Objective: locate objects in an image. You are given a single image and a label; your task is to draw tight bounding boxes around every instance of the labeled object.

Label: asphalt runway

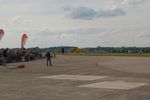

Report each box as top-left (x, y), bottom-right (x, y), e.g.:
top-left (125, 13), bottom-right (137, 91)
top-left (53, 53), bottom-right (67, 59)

top-left (0, 55), bottom-right (150, 100)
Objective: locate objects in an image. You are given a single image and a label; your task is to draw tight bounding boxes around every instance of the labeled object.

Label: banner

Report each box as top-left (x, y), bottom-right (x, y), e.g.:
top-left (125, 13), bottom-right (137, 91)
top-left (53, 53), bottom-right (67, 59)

top-left (21, 34), bottom-right (28, 48)
top-left (0, 29), bottom-right (4, 40)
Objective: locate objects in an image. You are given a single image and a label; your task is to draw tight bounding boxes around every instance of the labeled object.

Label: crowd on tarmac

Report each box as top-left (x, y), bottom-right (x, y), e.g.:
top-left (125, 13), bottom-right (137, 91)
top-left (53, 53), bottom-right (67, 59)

top-left (0, 48), bottom-right (43, 65)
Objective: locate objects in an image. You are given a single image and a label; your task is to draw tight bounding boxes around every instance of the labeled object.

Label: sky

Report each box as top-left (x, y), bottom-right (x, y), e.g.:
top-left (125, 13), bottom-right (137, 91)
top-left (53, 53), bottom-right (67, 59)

top-left (0, 0), bottom-right (150, 48)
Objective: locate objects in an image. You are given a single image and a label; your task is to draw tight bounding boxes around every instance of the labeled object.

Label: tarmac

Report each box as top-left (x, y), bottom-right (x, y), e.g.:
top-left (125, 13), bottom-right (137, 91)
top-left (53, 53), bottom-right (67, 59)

top-left (0, 55), bottom-right (150, 100)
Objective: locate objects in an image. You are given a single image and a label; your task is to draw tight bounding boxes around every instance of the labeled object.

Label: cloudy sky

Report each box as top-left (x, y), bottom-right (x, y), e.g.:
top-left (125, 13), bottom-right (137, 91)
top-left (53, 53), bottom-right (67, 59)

top-left (0, 0), bottom-right (150, 48)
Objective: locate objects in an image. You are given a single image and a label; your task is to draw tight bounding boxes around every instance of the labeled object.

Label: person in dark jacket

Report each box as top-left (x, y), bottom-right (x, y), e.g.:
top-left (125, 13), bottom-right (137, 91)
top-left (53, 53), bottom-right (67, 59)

top-left (2, 48), bottom-right (8, 65)
top-left (46, 51), bottom-right (52, 66)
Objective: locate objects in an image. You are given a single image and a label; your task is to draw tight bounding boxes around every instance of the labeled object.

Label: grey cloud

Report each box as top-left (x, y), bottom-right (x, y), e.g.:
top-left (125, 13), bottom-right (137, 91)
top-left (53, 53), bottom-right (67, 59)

top-left (62, 6), bottom-right (73, 11)
top-left (129, 0), bottom-right (147, 6)
top-left (69, 7), bottom-right (98, 20)
top-left (64, 6), bottom-right (126, 20)
top-left (97, 8), bottom-right (126, 17)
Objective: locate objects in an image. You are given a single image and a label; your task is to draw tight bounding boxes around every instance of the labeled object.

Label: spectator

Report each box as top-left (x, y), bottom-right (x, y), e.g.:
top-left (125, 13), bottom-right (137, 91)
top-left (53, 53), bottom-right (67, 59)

top-left (2, 48), bottom-right (8, 65)
top-left (46, 51), bottom-right (52, 66)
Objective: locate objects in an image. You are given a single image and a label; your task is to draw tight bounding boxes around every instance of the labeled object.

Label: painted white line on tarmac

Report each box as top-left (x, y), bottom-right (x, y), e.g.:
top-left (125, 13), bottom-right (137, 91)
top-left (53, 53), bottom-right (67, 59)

top-left (39, 75), bottom-right (109, 81)
top-left (78, 80), bottom-right (148, 90)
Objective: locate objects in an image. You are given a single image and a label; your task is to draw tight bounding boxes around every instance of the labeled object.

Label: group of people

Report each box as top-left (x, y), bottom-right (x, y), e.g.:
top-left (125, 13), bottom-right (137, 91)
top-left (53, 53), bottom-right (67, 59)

top-left (0, 48), bottom-right (42, 65)
top-left (0, 48), bottom-right (56, 67)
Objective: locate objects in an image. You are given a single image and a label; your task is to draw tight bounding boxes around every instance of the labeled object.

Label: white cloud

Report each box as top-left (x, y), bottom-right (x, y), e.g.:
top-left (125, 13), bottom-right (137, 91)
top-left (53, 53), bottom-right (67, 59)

top-left (11, 16), bottom-right (21, 24)
top-left (121, 0), bottom-right (148, 6)
top-left (0, 0), bottom-right (2, 3)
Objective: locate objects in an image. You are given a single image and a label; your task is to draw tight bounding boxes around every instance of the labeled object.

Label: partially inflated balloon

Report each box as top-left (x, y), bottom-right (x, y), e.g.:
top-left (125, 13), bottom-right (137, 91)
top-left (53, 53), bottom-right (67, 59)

top-left (0, 29), bottom-right (4, 40)
top-left (21, 34), bottom-right (28, 48)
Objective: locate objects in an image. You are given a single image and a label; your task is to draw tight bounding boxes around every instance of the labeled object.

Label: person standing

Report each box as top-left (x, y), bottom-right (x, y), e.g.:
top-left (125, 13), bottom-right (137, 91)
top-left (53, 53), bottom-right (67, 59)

top-left (53, 52), bottom-right (56, 58)
top-left (2, 48), bottom-right (8, 65)
top-left (46, 51), bottom-right (52, 66)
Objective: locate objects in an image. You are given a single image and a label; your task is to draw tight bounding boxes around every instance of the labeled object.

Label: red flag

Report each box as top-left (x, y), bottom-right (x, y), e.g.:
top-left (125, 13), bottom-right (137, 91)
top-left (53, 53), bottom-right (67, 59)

top-left (0, 29), bottom-right (4, 40)
top-left (21, 34), bottom-right (28, 48)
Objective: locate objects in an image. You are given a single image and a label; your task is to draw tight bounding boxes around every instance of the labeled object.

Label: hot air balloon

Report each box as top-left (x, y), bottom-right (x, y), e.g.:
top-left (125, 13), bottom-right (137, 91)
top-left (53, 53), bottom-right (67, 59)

top-left (0, 29), bottom-right (4, 40)
top-left (21, 34), bottom-right (28, 49)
